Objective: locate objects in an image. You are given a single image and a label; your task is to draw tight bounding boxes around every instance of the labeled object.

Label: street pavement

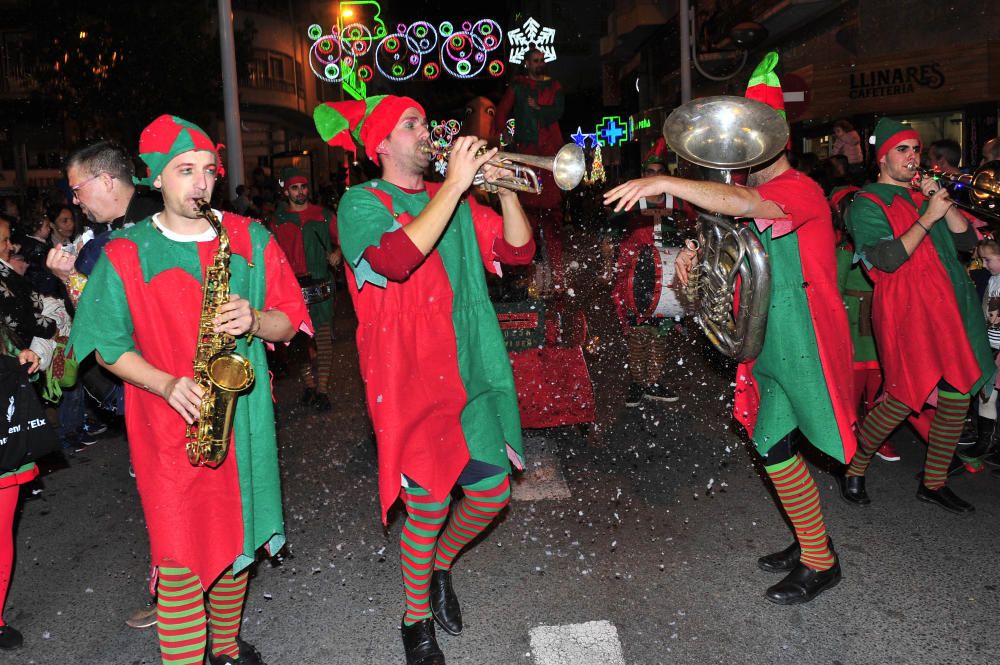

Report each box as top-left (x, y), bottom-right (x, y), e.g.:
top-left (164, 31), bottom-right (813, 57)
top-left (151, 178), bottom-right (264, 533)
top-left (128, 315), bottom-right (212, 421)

top-left (7, 225), bottom-right (1000, 664)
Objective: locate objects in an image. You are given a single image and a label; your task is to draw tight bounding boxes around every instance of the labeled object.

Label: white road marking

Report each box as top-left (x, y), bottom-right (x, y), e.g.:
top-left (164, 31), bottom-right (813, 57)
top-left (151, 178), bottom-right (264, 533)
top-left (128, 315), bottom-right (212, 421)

top-left (529, 620), bottom-right (626, 665)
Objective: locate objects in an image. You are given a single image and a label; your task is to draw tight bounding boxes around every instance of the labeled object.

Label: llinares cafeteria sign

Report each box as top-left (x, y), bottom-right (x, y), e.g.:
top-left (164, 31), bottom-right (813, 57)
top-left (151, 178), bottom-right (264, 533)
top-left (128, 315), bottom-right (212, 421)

top-left (849, 63), bottom-right (944, 99)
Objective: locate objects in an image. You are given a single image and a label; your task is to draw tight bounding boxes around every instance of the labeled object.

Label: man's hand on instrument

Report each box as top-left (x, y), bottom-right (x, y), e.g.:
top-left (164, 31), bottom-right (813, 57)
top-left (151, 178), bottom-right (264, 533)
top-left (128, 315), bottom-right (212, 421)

top-left (17, 349), bottom-right (40, 374)
top-left (213, 294), bottom-right (254, 336)
top-left (46, 246), bottom-right (78, 282)
top-left (444, 136), bottom-right (496, 192)
top-left (480, 161), bottom-right (518, 198)
top-left (162, 376), bottom-right (204, 425)
top-left (604, 176), bottom-right (671, 213)
top-left (675, 241), bottom-right (699, 287)
top-left (921, 180), bottom-right (954, 223)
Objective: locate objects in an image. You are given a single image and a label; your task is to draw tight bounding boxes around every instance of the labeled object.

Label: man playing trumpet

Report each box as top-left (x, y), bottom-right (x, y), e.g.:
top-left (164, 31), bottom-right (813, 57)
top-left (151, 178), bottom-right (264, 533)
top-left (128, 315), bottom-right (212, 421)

top-left (605, 54), bottom-right (856, 605)
top-left (314, 96), bottom-right (535, 665)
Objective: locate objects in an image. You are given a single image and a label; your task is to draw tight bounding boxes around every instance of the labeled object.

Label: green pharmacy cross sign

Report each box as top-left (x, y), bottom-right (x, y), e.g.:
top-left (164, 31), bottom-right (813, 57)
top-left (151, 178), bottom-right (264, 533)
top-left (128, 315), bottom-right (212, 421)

top-left (596, 116), bottom-right (629, 147)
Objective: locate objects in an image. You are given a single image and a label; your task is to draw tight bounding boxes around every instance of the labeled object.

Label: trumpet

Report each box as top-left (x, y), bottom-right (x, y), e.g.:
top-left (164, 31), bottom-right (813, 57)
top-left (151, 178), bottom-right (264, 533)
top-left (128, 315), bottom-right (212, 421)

top-left (909, 162), bottom-right (1000, 223)
top-left (420, 142), bottom-right (586, 194)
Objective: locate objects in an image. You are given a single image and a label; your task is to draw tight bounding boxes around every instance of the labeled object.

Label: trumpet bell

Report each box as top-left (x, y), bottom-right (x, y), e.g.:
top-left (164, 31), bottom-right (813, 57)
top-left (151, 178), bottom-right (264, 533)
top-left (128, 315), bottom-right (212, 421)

top-left (551, 143), bottom-right (587, 191)
top-left (663, 96), bottom-right (789, 171)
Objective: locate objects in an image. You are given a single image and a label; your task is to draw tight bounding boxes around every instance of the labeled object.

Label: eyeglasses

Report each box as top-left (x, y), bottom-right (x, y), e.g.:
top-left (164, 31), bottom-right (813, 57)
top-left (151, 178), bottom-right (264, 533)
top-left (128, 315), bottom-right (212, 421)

top-left (70, 172), bottom-right (107, 201)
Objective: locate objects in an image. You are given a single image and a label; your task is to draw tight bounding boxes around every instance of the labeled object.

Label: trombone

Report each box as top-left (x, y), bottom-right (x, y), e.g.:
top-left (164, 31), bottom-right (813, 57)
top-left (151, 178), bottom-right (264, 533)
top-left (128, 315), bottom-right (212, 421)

top-left (910, 161), bottom-right (1000, 223)
top-left (420, 142), bottom-right (586, 194)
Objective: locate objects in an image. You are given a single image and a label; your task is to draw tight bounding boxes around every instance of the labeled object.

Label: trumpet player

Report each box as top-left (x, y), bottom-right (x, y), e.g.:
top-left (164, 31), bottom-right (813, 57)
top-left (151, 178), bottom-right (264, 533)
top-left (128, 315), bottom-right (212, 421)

top-left (605, 53), bottom-right (856, 605)
top-left (314, 96), bottom-right (535, 665)
top-left (840, 118), bottom-right (991, 513)
top-left (69, 115), bottom-right (310, 665)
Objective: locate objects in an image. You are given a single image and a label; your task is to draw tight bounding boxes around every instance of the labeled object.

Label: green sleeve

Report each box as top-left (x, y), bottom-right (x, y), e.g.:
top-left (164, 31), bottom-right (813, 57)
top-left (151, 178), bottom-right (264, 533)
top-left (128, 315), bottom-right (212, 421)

top-left (336, 185), bottom-right (403, 290)
top-left (836, 246), bottom-right (852, 293)
top-left (845, 196), bottom-right (895, 269)
top-left (67, 253), bottom-right (136, 365)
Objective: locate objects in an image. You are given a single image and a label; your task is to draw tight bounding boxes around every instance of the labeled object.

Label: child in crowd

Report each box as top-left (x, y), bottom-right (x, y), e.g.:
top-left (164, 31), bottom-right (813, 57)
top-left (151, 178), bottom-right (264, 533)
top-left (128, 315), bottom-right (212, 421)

top-left (966, 239), bottom-right (1000, 469)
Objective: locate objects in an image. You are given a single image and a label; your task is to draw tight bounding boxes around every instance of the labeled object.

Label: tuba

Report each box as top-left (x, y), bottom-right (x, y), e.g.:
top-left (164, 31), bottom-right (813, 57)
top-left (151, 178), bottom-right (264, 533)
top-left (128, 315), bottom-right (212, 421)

top-left (663, 96), bottom-right (789, 362)
top-left (186, 200), bottom-right (255, 467)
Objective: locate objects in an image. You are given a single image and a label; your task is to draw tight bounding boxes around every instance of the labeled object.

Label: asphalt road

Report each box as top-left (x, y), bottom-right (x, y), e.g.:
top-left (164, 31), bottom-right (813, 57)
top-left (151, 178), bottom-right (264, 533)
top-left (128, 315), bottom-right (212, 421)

top-left (7, 223), bottom-right (1000, 664)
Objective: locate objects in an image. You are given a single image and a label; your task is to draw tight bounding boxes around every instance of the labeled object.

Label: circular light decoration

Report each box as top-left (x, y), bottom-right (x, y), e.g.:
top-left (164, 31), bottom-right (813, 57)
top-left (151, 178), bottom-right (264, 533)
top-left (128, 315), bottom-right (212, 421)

top-left (488, 59), bottom-right (504, 77)
top-left (375, 31), bottom-right (422, 81)
top-left (406, 21), bottom-right (438, 55)
top-left (308, 27), bottom-right (343, 82)
top-left (423, 62), bottom-right (440, 80)
top-left (440, 27), bottom-right (488, 79)
top-left (357, 64), bottom-right (374, 82)
top-left (439, 21), bottom-right (454, 37)
top-left (428, 118), bottom-right (463, 177)
top-left (341, 23), bottom-right (373, 60)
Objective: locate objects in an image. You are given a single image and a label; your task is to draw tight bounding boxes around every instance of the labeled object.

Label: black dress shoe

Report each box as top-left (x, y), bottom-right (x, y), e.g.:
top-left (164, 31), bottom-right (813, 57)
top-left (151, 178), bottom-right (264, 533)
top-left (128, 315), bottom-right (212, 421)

top-left (208, 639), bottom-right (265, 665)
top-left (757, 538), bottom-right (836, 573)
top-left (0, 625), bottom-right (23, 650)
top-left (836, 473), bottom-right (870, 505)
top-left (757, 541), bottom-right (800, 573)
top-left (429, 569), bottom-right (463, 635)
top-left (916, 484), bottom-right (975, 514)
top-left (765, 560), bottom-right (842, 605)
top-left (402, 618), bottom-right (446, 665)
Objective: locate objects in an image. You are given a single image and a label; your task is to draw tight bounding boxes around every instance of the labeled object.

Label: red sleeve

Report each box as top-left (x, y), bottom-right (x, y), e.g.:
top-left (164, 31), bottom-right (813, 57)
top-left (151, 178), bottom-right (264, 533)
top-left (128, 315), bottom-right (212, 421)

top-left (495, 85), bottom-right (515, 136)
top-left (751, 170), bottom-right (823, 239)
top-left (328, 213), bottom-right (339, 246)
top-left (263, 237), bottom-right (313, 336)
top-left (493, 236), bottom-right (536, 265)
top-left (362, 229), bottom-right (425, 281)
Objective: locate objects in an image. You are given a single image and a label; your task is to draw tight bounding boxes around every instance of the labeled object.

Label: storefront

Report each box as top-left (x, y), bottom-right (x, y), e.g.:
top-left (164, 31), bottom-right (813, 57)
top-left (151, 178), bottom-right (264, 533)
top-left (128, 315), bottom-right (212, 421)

top-left (790, 41), bottom-right (1000, 166)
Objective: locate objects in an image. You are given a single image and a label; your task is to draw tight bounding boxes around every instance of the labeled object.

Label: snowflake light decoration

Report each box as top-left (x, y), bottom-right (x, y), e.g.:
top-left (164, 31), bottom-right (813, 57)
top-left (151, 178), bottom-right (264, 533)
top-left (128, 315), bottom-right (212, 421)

top-left (507, 17), bottom-right (557, 64)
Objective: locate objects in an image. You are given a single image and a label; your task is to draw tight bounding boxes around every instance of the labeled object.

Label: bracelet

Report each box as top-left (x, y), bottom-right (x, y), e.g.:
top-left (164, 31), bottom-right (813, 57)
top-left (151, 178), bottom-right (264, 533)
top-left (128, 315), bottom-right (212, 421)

top-left (915, 220), bottom-right (930, 233)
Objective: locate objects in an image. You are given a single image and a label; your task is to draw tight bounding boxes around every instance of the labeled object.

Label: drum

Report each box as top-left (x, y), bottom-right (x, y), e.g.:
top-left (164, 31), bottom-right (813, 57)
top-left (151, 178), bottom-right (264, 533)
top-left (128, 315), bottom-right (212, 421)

top-left (625, 245), bottom-right (685, 324)
top-left (298, 276), bottom-right (333, 305)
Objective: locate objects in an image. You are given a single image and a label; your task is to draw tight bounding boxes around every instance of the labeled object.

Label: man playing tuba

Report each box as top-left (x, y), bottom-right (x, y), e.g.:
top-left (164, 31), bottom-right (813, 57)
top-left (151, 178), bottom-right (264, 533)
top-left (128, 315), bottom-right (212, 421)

top-left (69, 115), bottom-right (311, 664)
top-left (605, 54), bottom-right (856, 605)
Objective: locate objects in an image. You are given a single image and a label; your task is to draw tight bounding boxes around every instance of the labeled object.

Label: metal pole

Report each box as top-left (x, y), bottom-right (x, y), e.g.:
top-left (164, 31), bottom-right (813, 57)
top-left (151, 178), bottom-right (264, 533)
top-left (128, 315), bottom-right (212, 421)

top-left (679, 0), bottom-right (692, 104)
top-left (218, 0), bottom-right (245, 201)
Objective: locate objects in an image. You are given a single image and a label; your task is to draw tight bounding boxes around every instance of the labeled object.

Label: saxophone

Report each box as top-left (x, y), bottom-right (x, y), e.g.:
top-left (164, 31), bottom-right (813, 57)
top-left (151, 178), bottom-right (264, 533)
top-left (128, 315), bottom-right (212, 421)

top-left (662, 96), bottom-right (788, 362)
top-left (186, 200), bottom-right (255, 467)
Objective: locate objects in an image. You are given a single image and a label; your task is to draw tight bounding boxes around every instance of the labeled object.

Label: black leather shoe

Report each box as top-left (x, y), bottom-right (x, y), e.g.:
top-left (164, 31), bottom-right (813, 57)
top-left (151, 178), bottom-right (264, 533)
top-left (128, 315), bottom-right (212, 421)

top-left (0, 625), bottom-right (23, 650)
top-left (207, 639), bottom-right (265, 665)
top-left (311, 392), bottom-right (333, 413)
top-left (916, 484), bottom-right (975, 514)
top-left (757, 542), bottom-right (800, 573)
top-left (757, 538), bottom-right (836, 573)
top-left (765, 560), bottom-right (842, 605)
top-left (429, 569), bottom-right (463, 635)
top-left (836, 473), bottom-right (870, 505)
top-left (402, 618), bottom-right (446, 665)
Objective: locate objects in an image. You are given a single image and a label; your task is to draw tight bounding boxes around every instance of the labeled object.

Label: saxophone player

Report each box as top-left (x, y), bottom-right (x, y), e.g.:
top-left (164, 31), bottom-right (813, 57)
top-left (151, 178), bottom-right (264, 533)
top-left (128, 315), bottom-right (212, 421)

top-left (606, 53), bottom-right (856, 605)
top-left (69, 115), bottom-right (311, 665)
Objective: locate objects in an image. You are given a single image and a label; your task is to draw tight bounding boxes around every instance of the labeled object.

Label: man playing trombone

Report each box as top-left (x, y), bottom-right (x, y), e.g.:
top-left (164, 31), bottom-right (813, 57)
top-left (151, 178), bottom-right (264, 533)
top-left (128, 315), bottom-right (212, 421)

top-left (314, 95), bottom-right (535, 665)
top-left (605, 54), bottom-right (856, 605)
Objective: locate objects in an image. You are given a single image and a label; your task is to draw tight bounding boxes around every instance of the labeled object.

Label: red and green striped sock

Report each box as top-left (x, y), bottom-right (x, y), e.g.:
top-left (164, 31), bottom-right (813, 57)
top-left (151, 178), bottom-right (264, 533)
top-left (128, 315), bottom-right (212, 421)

top-left (400, 486), bottom-right (450, 626)
top-left (315, 324), bottom-right (334, 395)
top-left (765, 454), bottom-right (835, 571)
top-left (156, 566), bottom-right (207, 665)
top-left (847, 394), bottom-right (910, 477)
top-left (434, 474), bottom-right (511, 571)
top-left (207, 567), bottom-right (249, 660)
top-left (924, 391), bottom-right (970, 489)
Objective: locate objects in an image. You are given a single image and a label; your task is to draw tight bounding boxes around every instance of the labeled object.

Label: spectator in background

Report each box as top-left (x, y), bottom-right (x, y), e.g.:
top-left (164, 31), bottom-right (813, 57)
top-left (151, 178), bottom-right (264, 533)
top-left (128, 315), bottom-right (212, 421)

top-left (232, 184), bottom-right (251, 215)
top-left (48, 204), bottom-right (81, 247)
top-left (980, 137), bottom-right (999, 165)
top-left (832, 119), bottom-right (865, 185)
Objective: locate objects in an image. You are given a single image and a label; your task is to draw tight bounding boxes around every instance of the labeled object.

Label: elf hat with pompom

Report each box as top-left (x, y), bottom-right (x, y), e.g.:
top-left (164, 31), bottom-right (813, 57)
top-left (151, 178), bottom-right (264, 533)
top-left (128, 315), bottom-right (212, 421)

top-left (744, 51), bottom-right (791, 149)
top-left (870, 117), bottom-right (921, 163)
top-left (313, 95), bottom-right (425, 166)
top-left (134, 115), bottom-right (224, 188)
top-left (642, 138), bottom-right (669, 169)
top-left (280, 167), bottom-right (308, 188)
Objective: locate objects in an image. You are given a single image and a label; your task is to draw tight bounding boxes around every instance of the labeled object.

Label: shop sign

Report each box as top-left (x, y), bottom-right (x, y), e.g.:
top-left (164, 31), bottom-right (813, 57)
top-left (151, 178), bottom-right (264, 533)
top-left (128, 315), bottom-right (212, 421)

top-left (848, 63), bottom-right (945, 99)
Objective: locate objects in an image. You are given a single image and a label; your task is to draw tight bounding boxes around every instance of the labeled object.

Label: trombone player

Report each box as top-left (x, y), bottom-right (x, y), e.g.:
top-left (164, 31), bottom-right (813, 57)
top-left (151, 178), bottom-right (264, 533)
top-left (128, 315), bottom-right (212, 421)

top-left (605, 53), bottom-right (856, 605)
top-left (314, 95), bottom-right (535, 665)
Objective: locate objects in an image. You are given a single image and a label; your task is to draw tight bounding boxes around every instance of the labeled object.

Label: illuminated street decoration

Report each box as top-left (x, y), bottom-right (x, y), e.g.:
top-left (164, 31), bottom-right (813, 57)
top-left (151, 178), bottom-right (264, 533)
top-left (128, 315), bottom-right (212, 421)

top-left (309, 12), bottom-right (505, 88)
top-left (507, 17), bottom-right (557, 64)
top-left (571, 126), bottom-right (598, 149)
top-left (428, 119), bottom-right (463, 176)
top-left (596, 116), bottom-right (629, 147)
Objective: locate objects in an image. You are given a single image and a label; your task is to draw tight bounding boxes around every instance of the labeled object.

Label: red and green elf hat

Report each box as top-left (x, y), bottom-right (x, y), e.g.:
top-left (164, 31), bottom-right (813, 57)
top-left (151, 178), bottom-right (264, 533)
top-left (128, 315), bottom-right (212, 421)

top-left (642, 137), bottom-right (669, 169)
top-left (870, 117), bottom-right (921, 162)
top-left (829, 184), bottom-right (860, 211)
top-left (313, 95), bottom-right (425, 166)
top-left (280, 167), bottom-right (308, 188)
top-left (744, 52), bottom-right (790, 149)
top-left (134, 115), bottom-right (224, 187)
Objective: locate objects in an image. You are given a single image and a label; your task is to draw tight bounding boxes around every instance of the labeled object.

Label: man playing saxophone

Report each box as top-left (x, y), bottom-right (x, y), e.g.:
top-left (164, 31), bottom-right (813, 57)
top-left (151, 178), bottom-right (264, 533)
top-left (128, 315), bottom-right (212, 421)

top-left (69, 115), bottom-right (311, 665)
top-left (605, 54), bottom-right (856, 605)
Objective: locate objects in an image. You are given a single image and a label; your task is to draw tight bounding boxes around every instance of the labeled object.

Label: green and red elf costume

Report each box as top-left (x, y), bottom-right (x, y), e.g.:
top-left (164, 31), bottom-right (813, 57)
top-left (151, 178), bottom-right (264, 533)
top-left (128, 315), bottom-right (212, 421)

top-left (68, 115), bottom-right (311, 664)
top-left (272, 167), bottom-right (338, 404)
top-left (314, 96), bottom-right (533, 643)
top-left (844, 117), bottom-right (991, 504)
top-left (730, 54), bottom-right (855, 604)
